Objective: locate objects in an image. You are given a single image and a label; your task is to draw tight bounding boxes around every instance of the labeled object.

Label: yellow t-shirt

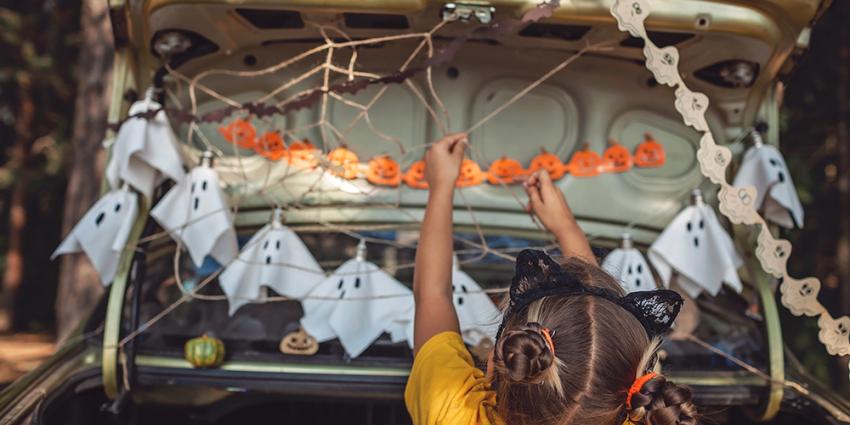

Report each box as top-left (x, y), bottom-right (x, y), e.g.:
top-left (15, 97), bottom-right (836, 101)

top-left (404, 331), bottom-right (503, 425)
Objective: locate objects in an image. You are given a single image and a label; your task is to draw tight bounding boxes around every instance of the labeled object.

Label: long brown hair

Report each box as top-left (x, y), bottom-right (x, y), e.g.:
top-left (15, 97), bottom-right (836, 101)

top-left (491, 257), bottom-right (698, 425)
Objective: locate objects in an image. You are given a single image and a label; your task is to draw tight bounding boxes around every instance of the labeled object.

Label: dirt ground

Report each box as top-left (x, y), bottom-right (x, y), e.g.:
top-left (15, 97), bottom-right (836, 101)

top-left (0, 333), bottom-right (55, 387)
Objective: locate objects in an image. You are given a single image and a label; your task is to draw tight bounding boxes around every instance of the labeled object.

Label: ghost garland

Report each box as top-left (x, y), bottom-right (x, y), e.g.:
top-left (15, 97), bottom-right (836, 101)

top-left (150, 151), bottom-right (238, 267)
top-left (52, 185), bottom-right (139, 285)
top-left (218, 208), bottom-right (325, 315)
top-left (300, 240), bottom-right (413, 358)
top-left (601, 233), bottom-right (657, 293)
top-left (610, 0), bottom-right (846, 376)
top-left (648, 190), bottom-right (742, 298)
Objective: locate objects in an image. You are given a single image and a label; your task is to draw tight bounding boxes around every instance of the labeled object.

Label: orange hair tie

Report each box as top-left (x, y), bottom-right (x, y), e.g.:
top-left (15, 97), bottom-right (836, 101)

top-left (626, 372), bottom-right (657, 409)
top-left (540, 327), bottom-right (555, 355)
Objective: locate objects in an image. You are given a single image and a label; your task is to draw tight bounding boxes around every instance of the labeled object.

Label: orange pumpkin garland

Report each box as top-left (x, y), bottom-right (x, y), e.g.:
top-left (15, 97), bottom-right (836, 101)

top-left (255, 132), bottom-right (288, 161)
top-left (327, 147), bottom-right (360, 179)
top-left (218, 119), bottom-right (257, 149)
top-left (487, 156), bottom-right (527, 185)
top-left (600, 139), bottom-right (634, 173)
top-left (366, 155), bottom-right (402, 187)
top-left (456, 159), bottom-right (487, 188)
top-left (568, 144), bottom-right (603, 177)
top-left (403, 160), bottom-right (428, 189)
top-left (633, 133), bottom-right (666, 168)
top-left (287, 139), bottom-right (319, 168)
top-left (528, 148), bottom-right (567, 180)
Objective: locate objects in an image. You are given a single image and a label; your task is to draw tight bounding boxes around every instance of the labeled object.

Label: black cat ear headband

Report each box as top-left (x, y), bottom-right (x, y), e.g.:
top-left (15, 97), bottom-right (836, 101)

top-left (495, 249), bottom-right (684, 342)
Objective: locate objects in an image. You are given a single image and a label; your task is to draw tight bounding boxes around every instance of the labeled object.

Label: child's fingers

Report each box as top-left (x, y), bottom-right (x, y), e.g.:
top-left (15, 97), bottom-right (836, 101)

top-left (525, 182), bottom-right (543, 209)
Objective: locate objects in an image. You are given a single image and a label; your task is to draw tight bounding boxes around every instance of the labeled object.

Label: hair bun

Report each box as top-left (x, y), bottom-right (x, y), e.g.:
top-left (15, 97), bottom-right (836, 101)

top-left (627, 375), bottom-right (698, 425)
top-left (495, 322), bottom-right (555, 383)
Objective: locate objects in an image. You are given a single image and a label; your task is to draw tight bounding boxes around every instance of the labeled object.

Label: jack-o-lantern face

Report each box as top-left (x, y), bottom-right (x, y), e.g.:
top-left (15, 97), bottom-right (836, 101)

top-left (255, 132), bottom-right (287, 161)
top-left (634, 133), bottom-right (666, 168)
top-left (366, 155), bottom-right (402, 187)
top-left (218, 119), bottom-right (257, 149)
top-left (279, 328), bottom-right (319, 356)
top-left (487, 156), bottom-right (526, 185)
top-left (287, 140), bottom-right (318, 168)
top-left (601, 140), bottom-right (633, 173)
top-left (456, 159), bottom-right (486, 188)
top-left (327, 147), bottom-right (360, 179)
top-left (403, 160), bottom-right (428, 189)
top-left (528, 149), bottom-right (566, 180)
top-left (568, 145), bottom-right (603, 177)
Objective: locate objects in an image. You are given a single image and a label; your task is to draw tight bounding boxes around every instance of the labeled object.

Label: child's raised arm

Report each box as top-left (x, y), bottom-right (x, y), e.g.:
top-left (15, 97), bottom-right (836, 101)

top-left (412, 133), bottom-right (468, 355)
top-left (523, 170), bottom-right (597, 265)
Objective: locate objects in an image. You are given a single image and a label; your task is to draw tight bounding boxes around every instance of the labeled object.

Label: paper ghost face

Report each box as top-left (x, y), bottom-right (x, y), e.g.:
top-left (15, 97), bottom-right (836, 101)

top-left (105, 98), bottom-right (186, 198)
top-left (602, 247), bottom-right (656, 293)
top-left (818, 314), bottom-right (850, 356)
top-left (648, 203), bottom-right (743, 298)
top-left (732, 144), bottom-right (804, 229)
top-left (449, 269), bottom-right (501, 345)
top-left (300, 258), bottom-right (413, 358)
top-left (218, 222), bottom-right (325, 315)
top-left (52, 187), bottom-right (139, 285)
top-left (780, 277), bottom-right (822, 317)
top-left (151, 164), bottom-right (238, 267)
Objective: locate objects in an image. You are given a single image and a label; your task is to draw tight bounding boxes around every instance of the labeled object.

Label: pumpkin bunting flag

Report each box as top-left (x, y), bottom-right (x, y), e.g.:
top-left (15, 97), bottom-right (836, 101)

top-left (216, 119), bottom-right (667, 188)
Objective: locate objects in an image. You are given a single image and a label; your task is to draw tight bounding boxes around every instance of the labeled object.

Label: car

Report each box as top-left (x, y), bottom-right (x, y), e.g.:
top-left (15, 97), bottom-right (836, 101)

top-left (2, 0), bottom-right (849, 424)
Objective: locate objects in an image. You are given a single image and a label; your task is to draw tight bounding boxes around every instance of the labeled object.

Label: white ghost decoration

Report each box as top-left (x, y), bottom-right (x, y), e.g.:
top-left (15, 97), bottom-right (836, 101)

top-left (649, 190), bottom-right (743, 298)
top-left (602, 234), bottom-right (657, 293)
top-left (732, 135), bottom-right (804, 229)
top-left (150, 152), bottom-right (238, 268)
top-left (301, 241), bottom-right (413, 358)
top-left (393, 257), bottom-right (501, 348)
top-left (105, 89), bottom-right (186, 198)
top-left (52, 186), bottom-right (138, 285)
top-left (218, 209), bottom-right (325, 315)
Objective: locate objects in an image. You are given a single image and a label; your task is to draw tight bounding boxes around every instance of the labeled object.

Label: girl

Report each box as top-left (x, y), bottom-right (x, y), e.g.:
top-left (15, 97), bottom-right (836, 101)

top-left (406, 134), bottom-right (696, 425)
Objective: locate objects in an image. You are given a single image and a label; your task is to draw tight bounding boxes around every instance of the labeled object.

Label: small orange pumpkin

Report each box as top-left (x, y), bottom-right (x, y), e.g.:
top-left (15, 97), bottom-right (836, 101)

top-left (633, 133), bottom-right (666, 168)
top-left (568, 144), bottom-right (603, 177)
top-left (366, 155), bottom-right (402, 187)
top-left (218, 119), bottom-right (257, 149)
top-left (255, 132), bottom-right (288, 161)
top-left (528, 148), bottom-right (567, 180)
top-left (287, 139), bottom-right (318, 168)
top-left (456, 159), bottom-right (486, 188)
top-left (403, 160), bottom-right (428, 189)
top-left (487, 156), bottom-right (526, 185)
top-left (600, 139), bottom-right (633, 173)
top-left (327, 147), bottom-right (360, 179)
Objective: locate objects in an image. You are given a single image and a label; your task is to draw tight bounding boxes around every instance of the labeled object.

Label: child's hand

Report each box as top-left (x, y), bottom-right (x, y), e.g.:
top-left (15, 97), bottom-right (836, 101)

top-left (425, 133), bottom-right (468, 192)
top-left (523, 170), bottom-right (576, 239)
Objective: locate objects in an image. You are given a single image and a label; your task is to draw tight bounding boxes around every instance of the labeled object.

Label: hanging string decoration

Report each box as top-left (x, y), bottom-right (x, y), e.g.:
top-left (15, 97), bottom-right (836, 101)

top-left (150, 153), bottom-right (238, 267)
top-left (732, 135), bottom-right (804, 229)
top-left (52, 186), bottom-right (139, 285)
top-left (218, 208), bottom-right (325, 315)
top-left (300, 241), bottom-right (413, 358)
top-left (105, 90), bottom-right (186, 199)
top-left (610, 0), bottom-right (847, 376)
top-left (601, 234), bottom-right (657, 293)
top-left (648, 190), bottom-right (742, 298)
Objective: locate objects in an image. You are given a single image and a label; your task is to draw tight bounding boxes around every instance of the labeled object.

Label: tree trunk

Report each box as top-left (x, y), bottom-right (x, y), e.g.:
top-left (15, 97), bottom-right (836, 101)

top-left (55, 0), bottom-right (114, 341)
top-left (834, 0), bottom-right (850, 395)
top-left (0, 75), bottom-right (34, 333)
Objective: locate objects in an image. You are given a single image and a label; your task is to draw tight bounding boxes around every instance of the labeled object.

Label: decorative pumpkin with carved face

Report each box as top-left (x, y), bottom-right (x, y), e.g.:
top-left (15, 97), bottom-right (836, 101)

top-left (634, 133), bottom-right (666, 168)
top-left (528, 148), bottom-right (566, 180)
top-left (279, 328), bottom-right (319, 356)
top-left (456, 159), bottom-right (486, 188)
top-left (218, 119), bottom-right (257, 149)
top-left (403, 160), bottom-right (428, 189)
top-left (568, 145), bottom-right (603, 177)
top-left (255, 132), bottom-right (287, 161)
top-left (366, 155), bottom-right (402, 187)
top-left (327, 147), bottom-right (360, 179)
top-left (287, 140), bottom-right (319, 168)
top-left (487, 156), bottom-right (526, 185)
top-left (601, 140), bottom-right (633, 173)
